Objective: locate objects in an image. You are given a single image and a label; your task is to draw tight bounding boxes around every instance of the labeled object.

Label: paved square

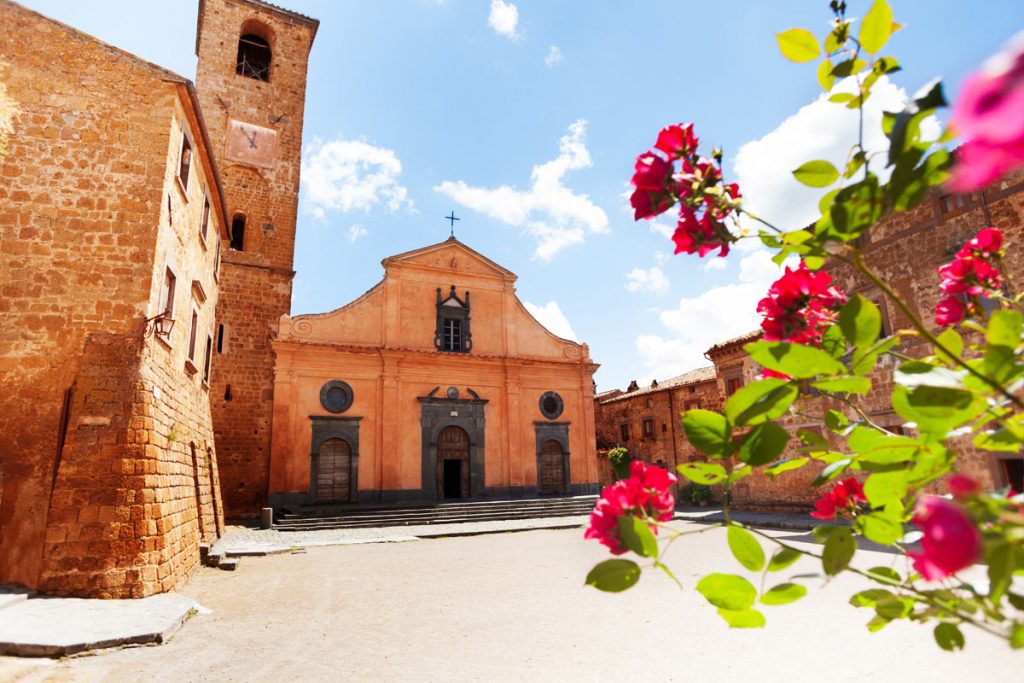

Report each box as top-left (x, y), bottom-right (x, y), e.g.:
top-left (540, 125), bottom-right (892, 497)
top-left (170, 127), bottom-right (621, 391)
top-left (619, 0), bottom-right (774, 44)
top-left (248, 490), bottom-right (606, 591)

top-left (1, 525), bottom-right (1018, 681)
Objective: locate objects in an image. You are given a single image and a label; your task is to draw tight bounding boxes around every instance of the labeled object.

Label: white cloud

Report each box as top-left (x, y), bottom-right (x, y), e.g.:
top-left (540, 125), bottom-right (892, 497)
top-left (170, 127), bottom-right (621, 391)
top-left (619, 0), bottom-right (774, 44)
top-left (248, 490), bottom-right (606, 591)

top-left (488, 0), bottom-right (520, 41)
top-left (702, 258), bottom-right (728, 272)
top-left (346, 224), bottom-right (368, 242)
top-left (545, 45), bottom-right (562, 67)
top-left (635, 249), bottom-right (790, 378)
top-left (733, 76), bottom-right (940, 235)
top-left (435, 120), bottom-right (609, 261)
top-left (523, 300), bottom-right (578, 341)
top-left (301, 136), bottom-right (412, 219)
top-left (625, 266), bottom-right (670, 295)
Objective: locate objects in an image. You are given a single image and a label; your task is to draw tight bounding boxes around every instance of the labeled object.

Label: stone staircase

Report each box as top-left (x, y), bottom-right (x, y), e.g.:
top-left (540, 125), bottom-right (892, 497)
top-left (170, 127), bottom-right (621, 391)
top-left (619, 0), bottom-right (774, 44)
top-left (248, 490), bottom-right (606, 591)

top-left (273, 495), bottom-right (598, 531)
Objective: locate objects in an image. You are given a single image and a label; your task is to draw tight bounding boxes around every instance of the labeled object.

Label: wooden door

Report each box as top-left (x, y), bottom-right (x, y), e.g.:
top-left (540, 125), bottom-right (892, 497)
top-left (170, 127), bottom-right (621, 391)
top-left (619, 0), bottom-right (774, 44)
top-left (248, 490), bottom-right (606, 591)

top-left (540, 439), bottom-right (566, 494)
top-left (317, 438), bottom-right (351, 502)
top-left (436, 425), bottom-right (469, 499)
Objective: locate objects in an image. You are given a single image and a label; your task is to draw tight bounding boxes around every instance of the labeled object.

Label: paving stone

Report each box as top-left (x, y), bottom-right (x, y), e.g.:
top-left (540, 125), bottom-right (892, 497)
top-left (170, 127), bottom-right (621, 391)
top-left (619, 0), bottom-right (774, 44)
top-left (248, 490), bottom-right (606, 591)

top-left (0, 593), bottom-right (200, 657)
top-left (0, 586), bottom-right (32, 613)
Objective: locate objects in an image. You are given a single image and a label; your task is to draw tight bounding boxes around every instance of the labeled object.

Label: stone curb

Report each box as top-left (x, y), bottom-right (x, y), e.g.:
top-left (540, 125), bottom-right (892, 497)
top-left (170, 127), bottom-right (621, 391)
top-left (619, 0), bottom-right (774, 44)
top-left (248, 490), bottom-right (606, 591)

top-left (0, 593), bottom-right (200, 658)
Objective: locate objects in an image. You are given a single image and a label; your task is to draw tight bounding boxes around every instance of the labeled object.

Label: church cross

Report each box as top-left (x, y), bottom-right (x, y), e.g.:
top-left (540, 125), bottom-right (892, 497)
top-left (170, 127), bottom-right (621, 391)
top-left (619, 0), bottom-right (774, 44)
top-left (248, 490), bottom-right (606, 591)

top-left (445, 211), bottom-right (460, 238)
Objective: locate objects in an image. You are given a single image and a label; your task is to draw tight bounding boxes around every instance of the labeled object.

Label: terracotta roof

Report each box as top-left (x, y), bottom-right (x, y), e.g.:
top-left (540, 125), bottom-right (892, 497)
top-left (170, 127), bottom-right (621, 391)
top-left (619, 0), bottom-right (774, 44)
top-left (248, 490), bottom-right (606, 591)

top-left (705, 329), bottom-right (761, 356)
top-left (600, 366), bottom-right (717, 404)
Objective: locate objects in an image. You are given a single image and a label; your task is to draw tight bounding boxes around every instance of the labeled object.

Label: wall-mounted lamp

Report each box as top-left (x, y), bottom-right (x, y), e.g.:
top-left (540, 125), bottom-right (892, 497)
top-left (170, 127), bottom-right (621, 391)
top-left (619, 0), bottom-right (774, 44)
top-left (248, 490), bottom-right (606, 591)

top-left (144, 311), bottom-right (175, 339)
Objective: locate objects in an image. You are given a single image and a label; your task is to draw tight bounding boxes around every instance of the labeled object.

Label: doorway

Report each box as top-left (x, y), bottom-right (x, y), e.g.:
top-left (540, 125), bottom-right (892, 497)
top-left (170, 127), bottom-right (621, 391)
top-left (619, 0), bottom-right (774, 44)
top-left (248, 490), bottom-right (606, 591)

top-left (539, 439), bottom-right (567, 494)
top-left (316, 438), bottom-right (352, 502)
top-left (436, 425), bottom-right (469, 499)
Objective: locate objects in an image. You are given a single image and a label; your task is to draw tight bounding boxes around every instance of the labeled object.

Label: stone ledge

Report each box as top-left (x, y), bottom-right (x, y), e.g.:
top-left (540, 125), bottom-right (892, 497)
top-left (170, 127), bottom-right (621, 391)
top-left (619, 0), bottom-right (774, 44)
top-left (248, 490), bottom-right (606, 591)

top-left (0, 593), bottom-right (200, 657)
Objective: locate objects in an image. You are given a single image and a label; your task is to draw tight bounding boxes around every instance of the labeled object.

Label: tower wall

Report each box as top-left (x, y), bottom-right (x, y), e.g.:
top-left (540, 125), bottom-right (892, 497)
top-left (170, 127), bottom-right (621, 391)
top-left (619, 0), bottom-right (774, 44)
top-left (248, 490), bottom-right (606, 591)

top-left (194, 0), bottom-right (318, 516)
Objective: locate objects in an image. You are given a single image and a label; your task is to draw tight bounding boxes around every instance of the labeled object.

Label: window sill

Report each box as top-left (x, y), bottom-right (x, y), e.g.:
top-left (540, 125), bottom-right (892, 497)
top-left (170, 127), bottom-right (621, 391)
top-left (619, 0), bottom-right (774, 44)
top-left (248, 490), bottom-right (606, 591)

top-left (174, 174), bottom-right (190, 202)
top-left (155, 333), bottom-right (173, 350)
top-left (184, 358), bottom-right (198, 376)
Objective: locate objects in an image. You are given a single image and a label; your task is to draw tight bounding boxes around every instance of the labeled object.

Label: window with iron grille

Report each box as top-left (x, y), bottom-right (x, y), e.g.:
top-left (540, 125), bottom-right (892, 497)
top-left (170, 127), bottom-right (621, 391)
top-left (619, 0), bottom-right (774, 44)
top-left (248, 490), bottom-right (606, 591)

top-left (236, 34), bottom-right (271, 81)
top-left (434, 285), bottom-right (472, 353)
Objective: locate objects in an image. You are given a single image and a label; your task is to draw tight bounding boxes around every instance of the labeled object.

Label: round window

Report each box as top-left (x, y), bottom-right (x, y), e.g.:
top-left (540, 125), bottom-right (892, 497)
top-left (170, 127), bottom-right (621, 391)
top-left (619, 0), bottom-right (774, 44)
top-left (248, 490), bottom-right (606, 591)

top-left (539, 391), bottom-right (564, 420)
top-left (319, 380), bottom-right (354, 414)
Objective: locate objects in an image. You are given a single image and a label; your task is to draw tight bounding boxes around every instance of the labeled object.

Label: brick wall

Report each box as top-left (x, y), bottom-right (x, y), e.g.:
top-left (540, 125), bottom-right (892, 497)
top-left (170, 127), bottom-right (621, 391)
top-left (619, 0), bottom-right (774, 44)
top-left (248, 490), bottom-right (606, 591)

top-left (195, 0), bottom-right (318, 517)
top-left (0, 0), bottom-right (225, 596)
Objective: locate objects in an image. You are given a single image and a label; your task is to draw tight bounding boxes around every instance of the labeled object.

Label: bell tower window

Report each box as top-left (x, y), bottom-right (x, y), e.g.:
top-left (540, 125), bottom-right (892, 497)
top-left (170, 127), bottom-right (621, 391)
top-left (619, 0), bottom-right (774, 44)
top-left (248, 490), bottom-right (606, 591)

top-left (236, 34), bottom-right (271, 81)
top-left (230, 214), bottom-right (246, 251)
top-left (434, 285), bottom-right (472, 354)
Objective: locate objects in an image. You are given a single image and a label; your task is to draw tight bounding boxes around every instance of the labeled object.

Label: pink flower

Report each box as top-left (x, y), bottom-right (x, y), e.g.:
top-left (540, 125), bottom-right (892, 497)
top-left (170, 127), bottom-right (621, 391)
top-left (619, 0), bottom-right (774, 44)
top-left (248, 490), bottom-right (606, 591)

top-left (757, 263), bottom-right (846, 346)
top-left (584, 460), bottom-right (677, 555)
top-left (907, 496), bottom-right (982, 581)
top-left (935, 295), bottom-right (966, 327)
top-left (810, 477), bottom-right (866, 520)
top-left (630, 152), bottom-right (677, 221)
top-left (760, 368), bottom-right (791, 380)
top-left (934, 227), bottom-right (1005, 326)
top-left (672, 206), bottom-right (731, 258)
top-left (949, 31), bottom-right (1024, 191)
top-left (948, 474), bottom-right (982, 499)
top-left (654, 123), bottom-right (699, 159)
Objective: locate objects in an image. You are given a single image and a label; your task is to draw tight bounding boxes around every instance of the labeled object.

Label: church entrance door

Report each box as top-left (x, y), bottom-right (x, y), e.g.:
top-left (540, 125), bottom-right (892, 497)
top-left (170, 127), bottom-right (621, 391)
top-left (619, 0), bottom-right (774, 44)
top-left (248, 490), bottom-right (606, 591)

top-left (316, 438), bottom-right (352, 502)
top-left (539, 439), bottom-right (566, 494)
top-left (437, 425), bottom-right (469, 499)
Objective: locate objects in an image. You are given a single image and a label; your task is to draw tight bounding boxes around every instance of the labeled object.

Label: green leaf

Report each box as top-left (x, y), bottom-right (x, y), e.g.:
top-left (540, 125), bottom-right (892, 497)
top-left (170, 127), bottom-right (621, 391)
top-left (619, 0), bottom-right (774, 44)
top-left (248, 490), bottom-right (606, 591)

top-left (585, 559), bottom-right (641, 592)
top-left (745, 341), bottom-right (846, 379)
top-left (768, 547), bottom-right (802, 572)
top-left (724, 378), bottom-right (798, 426)
top-left (1012, 623), bottom-right (1024, 649)
top-left (738, 422), bottom-right (790, 467)
top-left (864, 471), bottom-right (909, 508)
top-left (867, 615), bottom-right (891, 632)
top-left (696, 573), bottom-right (758, 611)
top-left (859, 0), bottom-right (894, 54)
top-left (839, 295), bottom-right (882, 347)
top-left (887, 78), bottom-right (946, 166)
top-left (824, 21), bottom-right (849, 53)
top-left (850, 589), bottom-right (894, 607)
top-left (866, 566), bottom-right (901, 584)
top-left (933, 623), bottom-right (965, 651)
top-left (986, 309), bottom-right (1024, 347)
top-left (891, 385), bottom-right (981, 436)
top-left (812, 376), bottom-right (871, 394)
top-left (776, 28), bottom-right (820, 63)
top-left (935, 327), bottom-right (964, 363)
top-left (828, 92), bottom-right (855, 104)
top-left (813, 457), bottom-right (852, 486)
top-left (851, 335), bottom-right (899, 375)
top-left (817, 59), bottom-right (836, 91)
top-left (792, 160), bottom-right (839, 188)
top-left (617, 516), bottom-right (658, 559)
top-left (822, 528), bottom-right (856, 576)
top-left (974, 427), bottom-right (1024, 453)
top-left (872, 56), bottom-right (901, 75)
top-left (825, 409), bottom-right (850, 432)
top-left (875, 596), bottom-right (913, 619)
top-left (677, 461), bottom-right (728, 486)
top-left (761, 583), bottom-right (807, 606)
top-left (766, 457), bottom-right (809, 478)
top-left (856, 511), bottom-right (904, 545)
top-left (716, 607), bottom-right (766, 629)
top-left (831, 57), bottom-right (867, 78)
top-left (681, 410), bottom-right (731, 457)
top-left (894, 361), bottom-right (965, 390)
top-left (728, 525), bottom-right (766, 572)
top-left (988, 542), bottom-right (1016, 603)
top-left (829, 174), bottom-right (883, 239)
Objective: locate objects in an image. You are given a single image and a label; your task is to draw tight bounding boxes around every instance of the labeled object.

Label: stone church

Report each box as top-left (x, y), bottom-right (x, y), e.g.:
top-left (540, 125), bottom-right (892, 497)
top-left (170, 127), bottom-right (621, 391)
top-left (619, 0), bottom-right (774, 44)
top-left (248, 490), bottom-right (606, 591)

top-left (269, 238), bottom-right (600, 509)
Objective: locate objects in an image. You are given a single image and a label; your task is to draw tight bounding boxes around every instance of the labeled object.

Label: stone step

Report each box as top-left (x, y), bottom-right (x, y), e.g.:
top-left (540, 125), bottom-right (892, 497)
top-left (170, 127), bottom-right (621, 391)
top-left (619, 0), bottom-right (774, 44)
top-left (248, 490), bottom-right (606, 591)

top-left (274, 497), bottom-right (597, 531)
top-left (217, 558), bottom-right (240, 571)
top-left (278, 495), bottom-right (598, 519)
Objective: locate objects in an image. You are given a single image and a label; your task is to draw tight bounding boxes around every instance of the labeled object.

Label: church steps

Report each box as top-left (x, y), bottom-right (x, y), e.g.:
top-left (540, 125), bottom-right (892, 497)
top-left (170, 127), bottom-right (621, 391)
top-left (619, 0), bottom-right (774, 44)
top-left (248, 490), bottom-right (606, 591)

top-left (273, 496), bottom-right (597, 530)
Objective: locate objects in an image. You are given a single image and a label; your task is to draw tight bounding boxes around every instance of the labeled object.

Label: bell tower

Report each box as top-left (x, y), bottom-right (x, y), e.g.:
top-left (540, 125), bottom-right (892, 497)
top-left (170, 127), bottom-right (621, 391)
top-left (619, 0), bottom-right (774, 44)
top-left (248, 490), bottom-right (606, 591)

top-left (194, 0), bottom-right (318, 516)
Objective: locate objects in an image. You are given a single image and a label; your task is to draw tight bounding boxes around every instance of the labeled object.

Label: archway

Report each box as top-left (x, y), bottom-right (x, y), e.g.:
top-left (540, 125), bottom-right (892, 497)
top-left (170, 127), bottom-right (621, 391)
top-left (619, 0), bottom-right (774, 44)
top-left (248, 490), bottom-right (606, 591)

top-left (539, 439), bottom-right (567, 494)
top-left (436, 425), bottom-right (469, 499)
top-left (316, 438), bottom-right (352, 502)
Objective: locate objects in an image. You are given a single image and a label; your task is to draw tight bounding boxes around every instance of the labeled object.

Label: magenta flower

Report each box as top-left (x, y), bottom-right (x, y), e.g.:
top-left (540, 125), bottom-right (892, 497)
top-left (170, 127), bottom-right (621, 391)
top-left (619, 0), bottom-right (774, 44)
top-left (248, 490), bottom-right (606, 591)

top-left (585, 460), bottom-right (677, 555)
top-left (907, 496), bottom-right (982, 581)
top-left (949, 31), bottom-right (1024, 191)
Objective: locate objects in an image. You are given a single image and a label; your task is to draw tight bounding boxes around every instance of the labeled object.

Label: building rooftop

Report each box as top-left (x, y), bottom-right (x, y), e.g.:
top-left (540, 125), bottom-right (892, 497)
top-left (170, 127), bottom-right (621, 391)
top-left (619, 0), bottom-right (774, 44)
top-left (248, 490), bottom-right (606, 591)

top-left (705, 329), bottom-right (761, 356)
top-left (600, 366), bottom-right (717, 404)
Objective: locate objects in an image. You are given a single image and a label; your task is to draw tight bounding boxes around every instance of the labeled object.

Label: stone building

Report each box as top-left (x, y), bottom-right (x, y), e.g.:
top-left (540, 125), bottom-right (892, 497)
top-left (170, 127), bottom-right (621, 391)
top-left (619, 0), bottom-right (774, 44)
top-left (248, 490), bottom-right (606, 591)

top-left (593, 367), bottom-right (718, 485)
top-left (707, 177), bottom-right (1024, 510)
top-left (0, 0), bottom-right (229, 596)
top-left (268, 237), bottom-right (601, 507)
top-left (196, 0), bottom-right (319, 519)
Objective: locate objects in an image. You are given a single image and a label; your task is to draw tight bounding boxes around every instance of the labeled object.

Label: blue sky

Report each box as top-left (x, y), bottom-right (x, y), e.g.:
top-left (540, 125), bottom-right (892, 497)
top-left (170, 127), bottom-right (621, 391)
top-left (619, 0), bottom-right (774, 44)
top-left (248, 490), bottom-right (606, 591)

top-left (22, 0), bottom-right (1024, 391)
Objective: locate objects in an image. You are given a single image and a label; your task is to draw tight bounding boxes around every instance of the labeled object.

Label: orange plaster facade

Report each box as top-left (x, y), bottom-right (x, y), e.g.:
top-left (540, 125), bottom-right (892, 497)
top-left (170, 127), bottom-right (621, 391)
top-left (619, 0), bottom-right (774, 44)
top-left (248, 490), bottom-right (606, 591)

top-left (269, 238), bottom-right (600, 507)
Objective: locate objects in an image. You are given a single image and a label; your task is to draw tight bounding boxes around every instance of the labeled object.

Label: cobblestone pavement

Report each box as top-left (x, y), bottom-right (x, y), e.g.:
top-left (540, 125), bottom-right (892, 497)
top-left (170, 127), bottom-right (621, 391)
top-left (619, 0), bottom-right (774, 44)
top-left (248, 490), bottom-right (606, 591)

top-left (1, 524), bottom-right (1018, 682)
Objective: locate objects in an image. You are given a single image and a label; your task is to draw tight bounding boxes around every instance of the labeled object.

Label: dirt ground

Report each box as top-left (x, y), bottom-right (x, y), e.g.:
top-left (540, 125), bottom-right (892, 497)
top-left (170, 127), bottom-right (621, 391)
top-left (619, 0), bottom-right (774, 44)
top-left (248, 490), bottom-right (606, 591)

top-left (1, 525), bottom-right (1019, 682)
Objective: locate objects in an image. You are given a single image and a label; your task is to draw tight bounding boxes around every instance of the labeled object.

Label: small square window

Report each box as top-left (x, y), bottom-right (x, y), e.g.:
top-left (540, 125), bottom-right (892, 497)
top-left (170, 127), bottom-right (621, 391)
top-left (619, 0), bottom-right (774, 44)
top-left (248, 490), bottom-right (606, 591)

top-left (200, 195), bottom-right (210, 244)
top-left (725, 375), bottom-right (743, 397)
top-left (620, 424), bottom-right (630, 441)
top-left (642, 418), bottom-right (655, 438)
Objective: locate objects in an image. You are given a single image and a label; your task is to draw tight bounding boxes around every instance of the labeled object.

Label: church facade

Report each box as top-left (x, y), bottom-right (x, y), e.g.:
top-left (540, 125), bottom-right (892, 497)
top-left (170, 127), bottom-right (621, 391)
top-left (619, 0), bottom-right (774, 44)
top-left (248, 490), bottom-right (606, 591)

top-left (268, 238), bottom-right (601, 508)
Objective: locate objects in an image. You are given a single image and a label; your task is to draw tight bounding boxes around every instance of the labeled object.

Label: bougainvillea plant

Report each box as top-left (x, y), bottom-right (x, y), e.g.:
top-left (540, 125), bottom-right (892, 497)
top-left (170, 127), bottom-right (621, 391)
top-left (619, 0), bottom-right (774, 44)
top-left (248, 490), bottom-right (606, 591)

top-left (586, 0), bottom-right (1024, 651)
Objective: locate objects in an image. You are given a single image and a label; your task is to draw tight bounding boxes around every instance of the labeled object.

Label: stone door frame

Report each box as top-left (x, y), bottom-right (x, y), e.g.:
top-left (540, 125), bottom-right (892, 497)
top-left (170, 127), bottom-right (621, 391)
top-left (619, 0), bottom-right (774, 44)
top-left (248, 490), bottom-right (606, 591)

top-left (418, 396), bottom-right (487, 501)
top-left (309, 416), bottom-right (362, 503)
top-left (534, 421), bottom-right (570, 495)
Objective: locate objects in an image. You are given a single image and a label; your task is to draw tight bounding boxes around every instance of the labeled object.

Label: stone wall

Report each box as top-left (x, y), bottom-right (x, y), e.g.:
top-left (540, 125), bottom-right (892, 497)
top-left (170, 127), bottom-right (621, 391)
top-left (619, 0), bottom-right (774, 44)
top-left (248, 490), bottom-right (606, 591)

top-left (195, 0), bottom-right (318, 517)
top-left (0, 0), bottom-right (225, 595)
